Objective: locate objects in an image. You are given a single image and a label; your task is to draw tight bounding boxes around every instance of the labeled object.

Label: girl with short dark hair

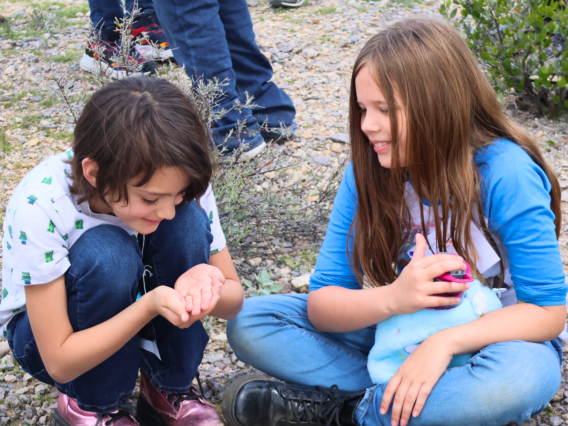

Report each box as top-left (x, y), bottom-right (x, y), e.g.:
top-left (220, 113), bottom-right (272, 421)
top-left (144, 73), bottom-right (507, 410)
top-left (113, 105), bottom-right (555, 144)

top-left (0, 77), bottom-right (241, 426)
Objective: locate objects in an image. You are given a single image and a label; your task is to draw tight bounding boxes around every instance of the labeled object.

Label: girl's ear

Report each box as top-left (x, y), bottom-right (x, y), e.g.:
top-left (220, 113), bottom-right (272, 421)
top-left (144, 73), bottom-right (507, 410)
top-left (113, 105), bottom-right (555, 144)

top-left (82, 158), bottom-right (99, 188)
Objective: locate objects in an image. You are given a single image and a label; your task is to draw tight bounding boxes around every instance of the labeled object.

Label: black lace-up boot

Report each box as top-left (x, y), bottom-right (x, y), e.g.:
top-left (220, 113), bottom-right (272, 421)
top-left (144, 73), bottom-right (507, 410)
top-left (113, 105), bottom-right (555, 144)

top-left (222, 374), bottom-right (365, 426)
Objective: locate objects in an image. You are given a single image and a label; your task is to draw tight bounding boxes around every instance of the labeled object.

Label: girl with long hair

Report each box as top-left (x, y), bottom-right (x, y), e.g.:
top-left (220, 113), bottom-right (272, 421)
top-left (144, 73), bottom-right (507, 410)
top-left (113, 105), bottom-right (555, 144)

top-left (223, 18), bottom-right (567, 426)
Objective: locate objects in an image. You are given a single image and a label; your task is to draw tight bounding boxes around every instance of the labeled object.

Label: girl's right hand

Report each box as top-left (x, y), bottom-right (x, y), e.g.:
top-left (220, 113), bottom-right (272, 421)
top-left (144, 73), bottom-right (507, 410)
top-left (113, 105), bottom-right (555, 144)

top-left (388, 233), bottom-right (469, 314)
top-left (146, 286), bottom-right (192, 328)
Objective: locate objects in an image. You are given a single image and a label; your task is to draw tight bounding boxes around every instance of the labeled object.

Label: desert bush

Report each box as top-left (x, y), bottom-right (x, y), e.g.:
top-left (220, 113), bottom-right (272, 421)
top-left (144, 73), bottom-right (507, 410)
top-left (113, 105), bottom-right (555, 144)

top-left (441, 0), bottom-right (568, 116)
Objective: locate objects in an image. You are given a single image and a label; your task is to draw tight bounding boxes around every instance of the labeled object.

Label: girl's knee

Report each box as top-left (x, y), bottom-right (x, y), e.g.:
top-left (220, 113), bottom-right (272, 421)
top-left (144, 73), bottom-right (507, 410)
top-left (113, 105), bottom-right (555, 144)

top-left (473, 341), bottom-right (560, 418)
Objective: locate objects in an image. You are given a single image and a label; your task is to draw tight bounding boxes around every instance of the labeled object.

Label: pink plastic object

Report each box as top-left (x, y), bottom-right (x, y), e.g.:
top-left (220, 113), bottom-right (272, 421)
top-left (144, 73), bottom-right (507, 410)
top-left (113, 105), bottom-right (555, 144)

top-left (428, 260), bottom-right (472, 310)
top-left (53, 393), bottom-right (139, 425)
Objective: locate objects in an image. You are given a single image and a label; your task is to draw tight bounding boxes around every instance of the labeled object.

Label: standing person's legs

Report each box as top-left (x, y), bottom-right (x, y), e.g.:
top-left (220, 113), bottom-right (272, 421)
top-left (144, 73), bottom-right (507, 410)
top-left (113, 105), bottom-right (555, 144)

top-left (151, 0), bottom-right (263, 152)
top-left (88, 0), bottom-right (124, 41)
top-left (7, 225), bottom-right (144, 413)
top-left (227, 294), bottom-right (562, 426)
top-left (217, 0), bottom-right (296, 134)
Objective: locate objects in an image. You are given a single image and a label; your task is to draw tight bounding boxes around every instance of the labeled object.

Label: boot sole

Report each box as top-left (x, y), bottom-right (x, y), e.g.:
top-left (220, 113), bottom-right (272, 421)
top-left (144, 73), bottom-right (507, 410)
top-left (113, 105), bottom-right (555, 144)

top-left (136, 396), bottom-right (168, 426)
top-left (221, 374), bottom-right (273, 426)
top-left (52, 411), bottom-right (71, 426)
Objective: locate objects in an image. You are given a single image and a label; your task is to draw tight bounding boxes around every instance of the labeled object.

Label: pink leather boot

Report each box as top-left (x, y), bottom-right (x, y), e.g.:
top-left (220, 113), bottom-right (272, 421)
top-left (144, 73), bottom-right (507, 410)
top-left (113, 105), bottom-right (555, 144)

top-left (137, 372), bottom-right (226, 426)
top-left (53, 393), bottom-right (139, 426)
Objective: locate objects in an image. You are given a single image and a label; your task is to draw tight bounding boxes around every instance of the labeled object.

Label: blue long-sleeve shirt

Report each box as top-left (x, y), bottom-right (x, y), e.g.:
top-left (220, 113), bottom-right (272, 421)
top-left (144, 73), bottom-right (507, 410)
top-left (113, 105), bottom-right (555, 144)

top-left (310, 139), bottom-right (567, 306)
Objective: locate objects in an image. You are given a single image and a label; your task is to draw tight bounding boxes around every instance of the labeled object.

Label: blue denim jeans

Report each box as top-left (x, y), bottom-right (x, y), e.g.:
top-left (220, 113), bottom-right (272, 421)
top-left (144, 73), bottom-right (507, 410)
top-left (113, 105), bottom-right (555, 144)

top-left (151, 0), bottom-right (296, 147)
top-left (227, 294), bottom-right (563, 426)
top-left (89, 0), bottom-right (154, 40)
top-left (6, 201), bottom-right (212, 413)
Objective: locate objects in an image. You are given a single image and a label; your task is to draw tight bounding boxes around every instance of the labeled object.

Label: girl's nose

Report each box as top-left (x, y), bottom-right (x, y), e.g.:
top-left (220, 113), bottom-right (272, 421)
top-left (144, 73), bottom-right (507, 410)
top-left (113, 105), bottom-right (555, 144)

top-left (157, 203), bottom-right (176, 221)
top-left (361, 111), bottom-right (381, 136)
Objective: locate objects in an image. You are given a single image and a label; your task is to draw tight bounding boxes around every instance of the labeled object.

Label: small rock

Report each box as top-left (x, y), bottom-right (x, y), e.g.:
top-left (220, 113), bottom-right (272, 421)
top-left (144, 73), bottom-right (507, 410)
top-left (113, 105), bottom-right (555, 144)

top-left (350, 35), bottom-right (360, 43)
top-left (34, 384), bottom-right (49, 395)
top-left (18, 137), bottom-right (28, 144)
top-left (213, 333), bottom-right (227, 342)
top-left (412, 7), bottom-right (422, 12)
top-left (330, 133), bottom-right (349, 144)
top-left (248, 258), bottom-right (262, 267)
top-left (236, 361), bottom-right (245, 368)
top-left (518, 419), bottom-right (537, 426)
top-left (535, 131), bottom-right (545, 138)
top-left (4, 375), bottom-right (16, 383)
top-left (0, 388), bottom-right (5, 400)
top-left (207, 353), bottom-right (224, 363)
top-left (550, 417), bottom-right (564, 426)
top-left (39, 415), bottom-right (48, 425)
top-left (279, 266), bottom-right (291, 276)
top-left (246, 0), bottom-right (258, 6)
top-left (75, 12), bottom-right (84, 17)
top-left (0, 342), bottom-right (10, 358)
top-left (4, 395), bottom-right (20, 407)
top-left (277, 43), bottom-right (295, 53)
top-left (29, 96), bottom-right (42, 102)
top-left (15, 386), bottom-right (31, 395)
top-left (291, 274), bottom-right (311, 293)
top-left (25, 405), bottom-right (37, 419)
top-left (23, 373), bottom-right (32, 382)
top-left (330, 143), bottom-right (343, 153)
top-left (304, 49), bottom-right (319, 58)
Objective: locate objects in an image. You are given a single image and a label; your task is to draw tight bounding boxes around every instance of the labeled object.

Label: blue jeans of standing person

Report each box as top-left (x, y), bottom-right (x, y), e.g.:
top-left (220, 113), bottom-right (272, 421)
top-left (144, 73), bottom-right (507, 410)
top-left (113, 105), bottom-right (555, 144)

top-left (89, 0), bottom-right (154, 41)
top-left (151, 0), bottom-right (296, 150)
top-left (227, 294), bottom-right (563, 426)
top-left (6, 201), bottom-right (211, 413)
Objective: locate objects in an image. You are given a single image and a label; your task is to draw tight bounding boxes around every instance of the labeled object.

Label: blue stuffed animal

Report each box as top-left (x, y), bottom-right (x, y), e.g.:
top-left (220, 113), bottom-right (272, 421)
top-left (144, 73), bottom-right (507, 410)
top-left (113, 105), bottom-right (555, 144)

top-left (367, 264), bottom-right (502, 384)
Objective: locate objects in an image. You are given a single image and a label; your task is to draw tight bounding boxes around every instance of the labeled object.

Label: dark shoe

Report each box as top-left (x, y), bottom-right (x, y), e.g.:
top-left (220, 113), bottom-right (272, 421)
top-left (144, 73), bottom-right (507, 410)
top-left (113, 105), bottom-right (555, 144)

top-left (80, 39), bottom-right (158, 80)
top-left (222, 374), bottom-right (364, 426)
top-left (258, 121), bottom-right (298, 141)
top-left (131, 11), bottom-right (174, 61)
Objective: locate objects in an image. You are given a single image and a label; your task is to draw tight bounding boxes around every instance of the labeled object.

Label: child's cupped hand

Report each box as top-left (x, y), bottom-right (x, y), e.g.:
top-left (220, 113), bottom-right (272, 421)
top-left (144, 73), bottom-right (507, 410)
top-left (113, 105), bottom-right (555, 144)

top-left (147, 286), bottom-right (192, 327)
top-left (389, 233), bottom-right (469, 314)
top-left (174, 264), bottom-right (225, 317)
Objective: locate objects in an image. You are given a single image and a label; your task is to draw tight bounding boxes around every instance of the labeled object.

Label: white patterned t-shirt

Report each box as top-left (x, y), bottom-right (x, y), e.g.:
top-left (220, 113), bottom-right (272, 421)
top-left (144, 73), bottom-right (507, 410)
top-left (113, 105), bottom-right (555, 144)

top-left (0, 150), bottom-right (226, 335)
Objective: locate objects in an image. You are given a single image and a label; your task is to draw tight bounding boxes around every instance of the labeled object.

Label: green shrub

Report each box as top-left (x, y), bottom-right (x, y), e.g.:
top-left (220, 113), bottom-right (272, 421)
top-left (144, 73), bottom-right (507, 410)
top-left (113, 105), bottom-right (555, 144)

top-left (441, 0), bottom-right (568, 116)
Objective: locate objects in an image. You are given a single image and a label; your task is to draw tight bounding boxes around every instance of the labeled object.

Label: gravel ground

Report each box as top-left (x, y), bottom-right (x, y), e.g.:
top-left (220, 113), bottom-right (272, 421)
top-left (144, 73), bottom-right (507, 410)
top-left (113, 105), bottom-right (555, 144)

top-left (2, 0), bottom-right (568, 424)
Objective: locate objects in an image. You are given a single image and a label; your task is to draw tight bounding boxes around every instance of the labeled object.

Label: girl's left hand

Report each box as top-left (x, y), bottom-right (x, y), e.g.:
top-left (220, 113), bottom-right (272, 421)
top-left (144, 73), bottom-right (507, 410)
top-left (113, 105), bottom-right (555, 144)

top-left (174, 264), bottom-right (225, 316)
top-left (380, 332), bottom-right (455, 426)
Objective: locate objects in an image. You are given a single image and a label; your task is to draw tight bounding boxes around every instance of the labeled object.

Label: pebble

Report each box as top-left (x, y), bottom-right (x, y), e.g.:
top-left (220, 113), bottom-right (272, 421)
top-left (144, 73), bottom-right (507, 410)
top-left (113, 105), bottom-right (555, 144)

top-left (330, 133), bottom-right (350, 144)
top-left (212, 333), bottom-right (228, 342)
top-left (550, 417), bottom-right (564, 426)
top-left (248, 258), bottom-right (262, 266)
top-left (0, 342), bottom-right (9, 358)
top-left (3, 375), bottom-right (16, 383)
top-left (291, 274), bottom-right (311, 293)
top-left (16, 386), bottom-right (31, 395)
top-left (35, 384), bottom-right (49, 395)
top-left (4, 396), bottom-right (20, 408)
top-left (330, 143), bottom-right (343, 153)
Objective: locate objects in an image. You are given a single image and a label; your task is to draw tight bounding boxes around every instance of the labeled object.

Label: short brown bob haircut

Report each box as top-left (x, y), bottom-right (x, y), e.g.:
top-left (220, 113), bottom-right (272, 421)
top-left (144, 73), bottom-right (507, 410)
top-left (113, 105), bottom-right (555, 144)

top-left (69, 77), bottom-right (212, 206)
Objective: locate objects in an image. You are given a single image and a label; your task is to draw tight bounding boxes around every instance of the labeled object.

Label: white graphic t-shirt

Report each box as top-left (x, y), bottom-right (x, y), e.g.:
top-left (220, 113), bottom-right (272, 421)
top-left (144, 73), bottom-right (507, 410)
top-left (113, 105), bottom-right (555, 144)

top-left (0, 150), bottom-right (226, 335)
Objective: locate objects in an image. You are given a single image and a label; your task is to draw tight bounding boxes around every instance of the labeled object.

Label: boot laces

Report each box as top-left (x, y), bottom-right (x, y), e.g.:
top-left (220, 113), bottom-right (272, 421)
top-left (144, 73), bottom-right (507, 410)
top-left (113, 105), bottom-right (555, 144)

top-left (279, 384), bottom-right (348, 426)
top-left (105, 409), bottom-right (136, 425)
top-left (166, 372), bottom-right (207, 407)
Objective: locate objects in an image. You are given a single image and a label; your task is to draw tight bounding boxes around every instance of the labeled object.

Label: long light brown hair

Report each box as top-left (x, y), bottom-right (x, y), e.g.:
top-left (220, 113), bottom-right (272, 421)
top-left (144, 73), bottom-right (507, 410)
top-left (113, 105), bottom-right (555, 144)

top-left (349, 18), bottom-right (561, 287)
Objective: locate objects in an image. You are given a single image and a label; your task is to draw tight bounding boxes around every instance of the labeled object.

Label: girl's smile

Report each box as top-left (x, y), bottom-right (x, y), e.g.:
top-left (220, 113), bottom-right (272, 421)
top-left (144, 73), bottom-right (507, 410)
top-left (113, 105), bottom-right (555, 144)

top-left (371, 140), bottom-right (392, 153)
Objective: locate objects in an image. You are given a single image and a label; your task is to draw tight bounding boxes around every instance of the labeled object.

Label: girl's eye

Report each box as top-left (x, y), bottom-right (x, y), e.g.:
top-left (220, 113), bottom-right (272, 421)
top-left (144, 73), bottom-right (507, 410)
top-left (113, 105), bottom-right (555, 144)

top-left (380, 109), bottom-right (389, 114)
top-left (142, 198), bottom-right (159, 205)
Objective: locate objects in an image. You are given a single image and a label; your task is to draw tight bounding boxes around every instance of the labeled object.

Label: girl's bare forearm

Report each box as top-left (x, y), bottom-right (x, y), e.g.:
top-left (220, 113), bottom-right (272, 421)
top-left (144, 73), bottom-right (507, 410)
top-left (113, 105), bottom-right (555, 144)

top-left (209, 279), bottom-right (244, 320)
top-left (439, 302), bottom-right (566, 355)
top-left (308, 285), bottom-right (396, 333)
top-left (46, 294), bottom-right (156, 383)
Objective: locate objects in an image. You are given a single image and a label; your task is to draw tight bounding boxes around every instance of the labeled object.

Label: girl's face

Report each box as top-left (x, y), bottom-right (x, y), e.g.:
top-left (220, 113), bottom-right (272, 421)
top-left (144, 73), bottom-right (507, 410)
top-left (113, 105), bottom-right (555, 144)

top-left (89, 166), bottom-right (188, 235)
top-left (355, 65), bottom-right (407, 169)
